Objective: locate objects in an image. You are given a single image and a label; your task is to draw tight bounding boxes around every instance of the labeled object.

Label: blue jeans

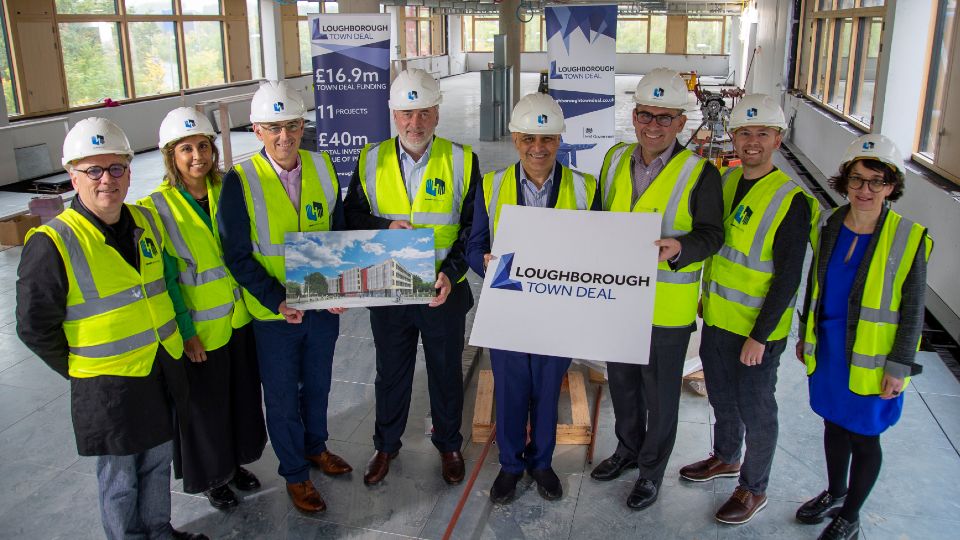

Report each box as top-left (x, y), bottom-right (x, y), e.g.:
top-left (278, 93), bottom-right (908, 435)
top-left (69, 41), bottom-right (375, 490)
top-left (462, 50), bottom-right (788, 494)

top-left (96, 440), bottom-right (174, 540)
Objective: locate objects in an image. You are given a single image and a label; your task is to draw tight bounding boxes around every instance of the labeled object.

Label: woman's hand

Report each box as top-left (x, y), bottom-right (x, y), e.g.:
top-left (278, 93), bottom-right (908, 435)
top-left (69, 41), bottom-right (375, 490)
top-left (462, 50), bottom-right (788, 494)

top-left (879, 373), bottom-right (905, 399)
top-left (184, 336), bottom-right (207, 363)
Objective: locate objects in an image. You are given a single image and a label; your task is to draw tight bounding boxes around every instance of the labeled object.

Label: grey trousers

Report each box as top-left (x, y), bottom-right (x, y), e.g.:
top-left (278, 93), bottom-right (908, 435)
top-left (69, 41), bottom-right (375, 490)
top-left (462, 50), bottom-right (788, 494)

top-left (96, 440), bottom-right (174, 540)
top-left (700, 324), bottom-right (785, 495)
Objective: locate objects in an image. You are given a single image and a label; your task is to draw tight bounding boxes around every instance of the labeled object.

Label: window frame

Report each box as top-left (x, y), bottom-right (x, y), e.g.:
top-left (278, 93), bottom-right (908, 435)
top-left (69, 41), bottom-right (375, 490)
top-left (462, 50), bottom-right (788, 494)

top-left (685, 15), bottom-right (727, 56)
top-left (798, 1), bottom-right (886, 130)
top-left (461, 14), bottom-right (498, 53)
top-left (616, 15), bottom-right (652, 54)
top-left (914, 0), bottom-right (960, 184)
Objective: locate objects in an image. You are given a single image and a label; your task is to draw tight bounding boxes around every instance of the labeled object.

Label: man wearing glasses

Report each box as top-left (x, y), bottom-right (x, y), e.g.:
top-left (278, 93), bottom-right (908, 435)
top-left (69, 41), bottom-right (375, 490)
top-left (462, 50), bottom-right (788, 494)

top-left (218, 81), bottom-right (350, 513)
top-left (591, 68), bottom-right (724, 511)
top-left (16, 118), bottom-right (205, 539)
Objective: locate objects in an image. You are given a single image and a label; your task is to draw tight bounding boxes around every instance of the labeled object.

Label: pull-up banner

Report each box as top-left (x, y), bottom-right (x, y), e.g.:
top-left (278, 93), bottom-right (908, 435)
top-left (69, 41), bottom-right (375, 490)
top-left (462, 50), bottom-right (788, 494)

top-left (546, 4), bottom-right (617, 177)
top-left (310, 13), bottom-right (391, 186)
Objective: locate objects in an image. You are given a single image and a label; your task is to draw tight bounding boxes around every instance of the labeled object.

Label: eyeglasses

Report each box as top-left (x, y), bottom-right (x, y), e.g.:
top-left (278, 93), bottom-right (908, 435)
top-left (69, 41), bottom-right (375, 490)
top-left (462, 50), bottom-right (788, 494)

top-left (635, 110), bottom-right (682, 127)
top-left (260, 121), bottom-right (303, 135)
top-left (848, 174), bottom-right (889, 193)
top-left (72, 163), bottom-right (128, 181)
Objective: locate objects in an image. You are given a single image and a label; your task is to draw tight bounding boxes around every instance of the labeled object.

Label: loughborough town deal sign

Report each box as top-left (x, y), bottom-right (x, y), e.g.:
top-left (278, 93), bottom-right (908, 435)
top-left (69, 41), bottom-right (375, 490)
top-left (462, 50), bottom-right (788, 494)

top-left (469, 206), bottom-right (662, 365)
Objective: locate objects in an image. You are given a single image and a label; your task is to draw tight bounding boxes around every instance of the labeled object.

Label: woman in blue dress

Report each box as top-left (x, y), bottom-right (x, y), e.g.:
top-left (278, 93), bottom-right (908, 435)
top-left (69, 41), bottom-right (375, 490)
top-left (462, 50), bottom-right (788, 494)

top-left (795, 134), bottom-right (931, 540)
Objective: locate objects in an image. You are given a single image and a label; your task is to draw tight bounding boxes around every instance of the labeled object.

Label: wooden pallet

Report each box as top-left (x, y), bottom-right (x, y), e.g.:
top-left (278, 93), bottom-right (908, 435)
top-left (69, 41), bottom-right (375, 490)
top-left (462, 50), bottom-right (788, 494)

top-left (472, 369), bottom-right (592, 445)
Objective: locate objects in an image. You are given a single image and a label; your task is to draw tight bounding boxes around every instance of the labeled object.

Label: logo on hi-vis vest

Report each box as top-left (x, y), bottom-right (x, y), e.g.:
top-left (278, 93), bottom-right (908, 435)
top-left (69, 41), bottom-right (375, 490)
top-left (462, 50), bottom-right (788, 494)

top-left (273, 102), bottom-right (285, 112)
top-left (91, 135), bottom-right (105, 146)
top-left (491, 253), bottom-right (523, 291)
top-left (305, 201), bottom-right (324, 222)
top-left (425, 178), bottom-right (446, 197)
top-left (139, 237), bottom-right (159, 259)
top-left (734, 204), bottom-right (754, 225)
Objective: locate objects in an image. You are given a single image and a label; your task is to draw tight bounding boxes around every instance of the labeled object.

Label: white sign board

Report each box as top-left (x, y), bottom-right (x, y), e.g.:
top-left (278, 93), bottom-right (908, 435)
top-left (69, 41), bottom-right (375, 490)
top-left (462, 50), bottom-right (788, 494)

top-left (469, 206), bottom-right (662, 364)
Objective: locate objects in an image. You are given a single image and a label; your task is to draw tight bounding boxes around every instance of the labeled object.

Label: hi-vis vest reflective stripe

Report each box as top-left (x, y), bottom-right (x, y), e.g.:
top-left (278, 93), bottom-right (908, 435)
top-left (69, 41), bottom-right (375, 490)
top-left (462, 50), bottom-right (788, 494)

top-left (234, 150), bottom-right (339, 321)
top-left (140, 180), bottom-right (250, 351)
top-left (702, 167), bottom-right (819, 341)
top-left (482, 163), bottom-right (596, 239)
top-left (600, 142), bottom-right (706, 328)
top-left (803, 208), bottom-right (933, 395)
top-left (358, 137), bottom-right (472, 281)
top-left (26, 206), bottom-right (184, 378)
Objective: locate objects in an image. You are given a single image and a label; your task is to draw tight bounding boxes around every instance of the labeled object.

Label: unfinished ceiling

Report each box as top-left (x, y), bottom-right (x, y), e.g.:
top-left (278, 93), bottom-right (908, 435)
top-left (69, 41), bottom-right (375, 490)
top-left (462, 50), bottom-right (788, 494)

top-left (375, 1), bottom-right (745, 16)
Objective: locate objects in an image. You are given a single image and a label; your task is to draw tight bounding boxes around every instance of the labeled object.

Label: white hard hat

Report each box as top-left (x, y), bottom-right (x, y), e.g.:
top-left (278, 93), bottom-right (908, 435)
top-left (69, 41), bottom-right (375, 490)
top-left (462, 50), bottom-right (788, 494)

top-left (62, 117), bottom-right (133, 168)
top-left (250, 80), bottom-right (306, 123)
top-left (508, 93), bottom-right (566, 135)
top-left (633, 68), bottom-right (692, 111)
top-left (158, 107), bottom-right (217, 149)
top-left (389, 68), bottom-right (442, 110)
top-left (841, 134), bottom-right (905, 175)
top-left (728, 94), bottom-right (787, 131)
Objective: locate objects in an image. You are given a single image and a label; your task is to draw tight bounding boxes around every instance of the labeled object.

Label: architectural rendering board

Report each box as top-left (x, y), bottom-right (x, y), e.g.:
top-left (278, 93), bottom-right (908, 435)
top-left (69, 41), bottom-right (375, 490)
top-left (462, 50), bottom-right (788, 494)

top-left (284, 229), bottom-right (437, 310)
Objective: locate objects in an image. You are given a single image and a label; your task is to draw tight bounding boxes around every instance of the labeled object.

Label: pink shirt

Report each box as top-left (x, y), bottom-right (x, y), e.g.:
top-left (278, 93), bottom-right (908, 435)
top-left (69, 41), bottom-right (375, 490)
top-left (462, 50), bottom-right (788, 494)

top-left (265, 152), bottom-right (302, 210)
top-left (630, 140), bottom-right (675, 206)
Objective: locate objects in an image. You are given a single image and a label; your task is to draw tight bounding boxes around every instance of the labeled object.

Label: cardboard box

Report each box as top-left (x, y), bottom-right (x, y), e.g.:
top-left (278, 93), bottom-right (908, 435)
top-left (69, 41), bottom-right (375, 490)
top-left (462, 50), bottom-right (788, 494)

top-left (0, 214), bottom-right (42, 246)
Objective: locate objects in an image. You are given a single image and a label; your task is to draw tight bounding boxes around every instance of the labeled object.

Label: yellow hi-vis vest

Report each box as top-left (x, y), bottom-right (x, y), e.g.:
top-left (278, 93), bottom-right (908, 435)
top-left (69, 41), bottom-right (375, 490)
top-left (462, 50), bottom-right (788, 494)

top-left (26, 206), bottom-right (184, 378)
top-left (234, 150), bottom-right (340, 321)
top-left (482, 163), bottom-right (596, 239)
top-left (358, 137), bottom-right (473, 281)
top-left (139, 180), bottom-right (251, 351)
top-left (803, 208), bottom-right (933, 395)
top-left (600, 142), bottom-right (707, 328)
top-left (702, 167), bottom-right (819, 340)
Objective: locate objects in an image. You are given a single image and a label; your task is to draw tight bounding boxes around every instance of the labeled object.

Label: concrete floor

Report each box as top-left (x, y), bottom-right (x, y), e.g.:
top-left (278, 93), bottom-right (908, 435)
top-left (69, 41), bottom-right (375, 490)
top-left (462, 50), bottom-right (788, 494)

top-left (0, 72), bottom-right (959, 539)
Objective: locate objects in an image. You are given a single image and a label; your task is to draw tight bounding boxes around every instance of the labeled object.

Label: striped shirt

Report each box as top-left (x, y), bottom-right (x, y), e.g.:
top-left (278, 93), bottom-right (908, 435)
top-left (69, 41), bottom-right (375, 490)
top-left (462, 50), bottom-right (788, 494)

top-left (630, 140), bottom-right (675, 206)
top-left (519, 165), bottom-right (556, 208)
top-left (398, 139), bottom-right (434, 205)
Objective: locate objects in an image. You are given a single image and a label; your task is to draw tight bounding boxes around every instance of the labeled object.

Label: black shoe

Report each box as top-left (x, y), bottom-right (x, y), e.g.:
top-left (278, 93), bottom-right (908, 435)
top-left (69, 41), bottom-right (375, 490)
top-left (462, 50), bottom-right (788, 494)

top-left (205, 484), bottom-right (239, 510)
top-left (529, 468), bottom-right (563, 501)
top-left (590, 454), bottom-right (638, 481)
top-left (489, 469), bottom-right (523, 504)
top-left (626, 477), bottom-right (658, 510)
top-left (172, 529), bottom-right (209, 540)
top-left (817, 515), bottom-right (859, 540)
top-left (797, 490), bottom-right (846, 524)
top-left (232, 466), bottom-right (261, 491)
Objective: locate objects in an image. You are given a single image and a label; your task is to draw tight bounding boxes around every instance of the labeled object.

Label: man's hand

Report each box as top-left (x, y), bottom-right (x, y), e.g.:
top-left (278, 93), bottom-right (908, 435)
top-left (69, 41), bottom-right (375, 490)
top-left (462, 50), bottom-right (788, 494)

top-left (278, 301), bottom-right (303, 324)
top-left (184, 336), bottom-right (207, 363)
top-left (654, 238), bottom-right (681, 262)
top-left (327, 307), bottom-right (347, 315)
top-left (429, 272), bottom-right (452, 308)
top-left (483, 253), bottom-right (496, 270)
top-left (389, 220), bottom-right (414, 230)
top-left (740, 337), bottom-right (766, 366)
top-left (879, 373), bottom-right (905, 399)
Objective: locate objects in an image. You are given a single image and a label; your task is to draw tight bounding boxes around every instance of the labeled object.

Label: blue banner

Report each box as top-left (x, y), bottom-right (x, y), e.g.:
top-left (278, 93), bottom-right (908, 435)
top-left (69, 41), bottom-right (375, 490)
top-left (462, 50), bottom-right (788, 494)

top-left (310, 14), bottom-right (391, 185)
top-left (546, 5), bottom-right (617, 175)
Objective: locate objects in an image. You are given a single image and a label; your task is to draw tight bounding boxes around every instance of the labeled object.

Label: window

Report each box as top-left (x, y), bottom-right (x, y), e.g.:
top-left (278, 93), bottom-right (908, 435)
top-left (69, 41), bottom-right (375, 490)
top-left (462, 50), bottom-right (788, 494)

top-left (247, 0), bottom-right (263, 80)
top-left (403, 7), bottom-right (439, 57)
top-left (0, 8), bottom-right (18, 115)
top-left (686, 16), bottom-right (726, 55)
top-left (917, 0), bottom-right (958, 182)
top-left (617, 16), bottom-right (651, 53)
top-left (799, 1), bottom-right (886, 128)
top-left (183, 21), bottom-right (225, 89)
top-left (128, 21), bottom-right (179, 98)
top-left (59, 22), bottom-right (127, 107)
top-left (522, 14), bottom-right (545, 52)
top-left (462, 15), bottom-right (498, 52)
top-left (296, 1), bottom-right (338, 74)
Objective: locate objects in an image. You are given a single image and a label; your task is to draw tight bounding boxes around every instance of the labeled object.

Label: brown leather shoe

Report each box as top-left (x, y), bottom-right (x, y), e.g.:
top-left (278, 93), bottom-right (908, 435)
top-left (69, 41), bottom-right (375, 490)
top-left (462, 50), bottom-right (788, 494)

top-left (440, 451), bottom-right (465, 485)
top-left (679, 455), bottom-right (741, 482)
top-left (715, 486), bottom-right (767, 524)
top-left (363, 450), bottom-right (398, 485)
top-left (286, 480), bottom-right (326, 513)
top-left (306, 450), bottom-right (353, 476)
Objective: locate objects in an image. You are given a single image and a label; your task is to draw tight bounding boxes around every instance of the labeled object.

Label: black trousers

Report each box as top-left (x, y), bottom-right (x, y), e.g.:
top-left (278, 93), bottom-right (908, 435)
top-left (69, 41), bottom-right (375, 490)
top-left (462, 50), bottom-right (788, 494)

top-left (606, 326), bottom-right (692, 486)
top-left (368, 279), bottom-right (473, 454)
top-left (173, 325), bottom-right (267, 493)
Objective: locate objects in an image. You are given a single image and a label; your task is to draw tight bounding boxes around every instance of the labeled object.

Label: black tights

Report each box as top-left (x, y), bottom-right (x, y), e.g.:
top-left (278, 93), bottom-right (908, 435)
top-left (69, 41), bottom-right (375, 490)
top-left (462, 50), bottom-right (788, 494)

top-left (824, 420), bottom-right (883, 522)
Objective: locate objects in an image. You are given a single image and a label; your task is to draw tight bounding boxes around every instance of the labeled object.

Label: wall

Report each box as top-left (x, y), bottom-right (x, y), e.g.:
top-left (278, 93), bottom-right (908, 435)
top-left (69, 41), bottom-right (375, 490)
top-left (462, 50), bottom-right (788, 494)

top-left (465, 52), bottom-right (730, 76)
